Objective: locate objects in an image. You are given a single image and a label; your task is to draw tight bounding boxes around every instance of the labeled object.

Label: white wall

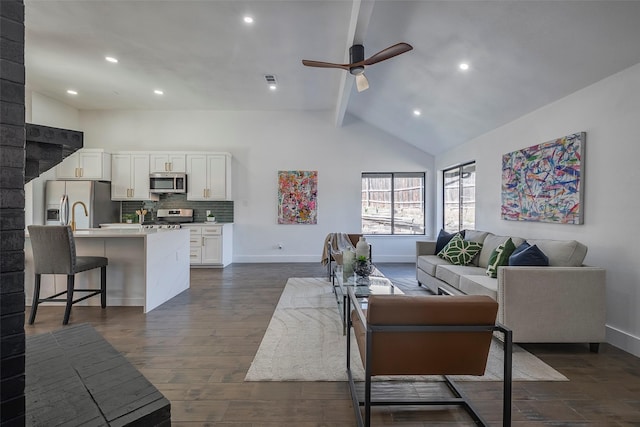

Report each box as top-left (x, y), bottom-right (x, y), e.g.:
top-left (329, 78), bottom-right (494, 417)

top-left (25, 92), bottom-right (81, 226)
top-left (79, 109), bottom-right (435, 262)
top-left (436, 62), bottom-right (640, 356)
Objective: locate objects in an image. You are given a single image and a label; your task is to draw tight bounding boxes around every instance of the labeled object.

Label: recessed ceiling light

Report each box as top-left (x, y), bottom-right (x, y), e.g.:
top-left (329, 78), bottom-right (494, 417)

top-left (459, 62), bottom-right (470, 71)
top-left (66, 89), bottom-right (78, 95)
top-left (243, 16), bottom-right (254, 24)
top-left (154, 89), bottom-right (164, 95)
top-left (269, 85), bottom-right (277, 91)
top-left (413, 109), bottom-right (421, 117)
top-left (105, 56), bottom-right (118, 63)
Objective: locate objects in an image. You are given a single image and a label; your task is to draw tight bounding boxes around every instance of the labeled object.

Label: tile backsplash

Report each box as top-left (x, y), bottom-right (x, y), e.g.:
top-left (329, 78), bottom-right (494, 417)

top-left (122, 193), bottom-right (234, 223)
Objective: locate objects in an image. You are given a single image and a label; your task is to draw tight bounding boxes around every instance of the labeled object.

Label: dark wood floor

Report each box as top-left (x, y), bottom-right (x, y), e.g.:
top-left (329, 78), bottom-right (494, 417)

top-left (25, 263), bottom-right (640, 426)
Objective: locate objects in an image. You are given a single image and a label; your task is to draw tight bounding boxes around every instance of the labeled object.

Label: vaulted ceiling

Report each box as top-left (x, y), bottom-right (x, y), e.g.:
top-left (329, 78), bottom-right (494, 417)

top-left (24, 0), bottom-right (640, 155)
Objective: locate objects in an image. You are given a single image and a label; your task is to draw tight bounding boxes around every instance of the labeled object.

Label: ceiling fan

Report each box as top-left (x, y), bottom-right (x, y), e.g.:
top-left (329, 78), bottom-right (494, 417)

top-left (302, 42), bottom-right (413, 92)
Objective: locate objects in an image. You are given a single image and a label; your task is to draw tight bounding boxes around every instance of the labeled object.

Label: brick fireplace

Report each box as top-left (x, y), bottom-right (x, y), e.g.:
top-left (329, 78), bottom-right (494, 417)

top-left (0, 0), bottom-right (26, 424)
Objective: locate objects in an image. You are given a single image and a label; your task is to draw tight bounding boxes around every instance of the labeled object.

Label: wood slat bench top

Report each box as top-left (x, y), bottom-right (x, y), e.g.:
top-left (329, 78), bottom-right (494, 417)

top-left (26, 323), bottom-right (171, 426)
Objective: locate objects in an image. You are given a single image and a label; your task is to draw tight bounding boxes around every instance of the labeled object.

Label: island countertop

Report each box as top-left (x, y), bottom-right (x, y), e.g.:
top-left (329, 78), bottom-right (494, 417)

top-left (25, 227), bottom-right (190, 313)
top-left (26, 227), bottom-right (187, 238)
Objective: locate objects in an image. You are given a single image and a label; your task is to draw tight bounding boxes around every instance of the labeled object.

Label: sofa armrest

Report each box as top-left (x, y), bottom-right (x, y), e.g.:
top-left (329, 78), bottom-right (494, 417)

top-left (497, 266), bottom-right (606, 343)
top-left (416, 241), bottom-right (437, 259)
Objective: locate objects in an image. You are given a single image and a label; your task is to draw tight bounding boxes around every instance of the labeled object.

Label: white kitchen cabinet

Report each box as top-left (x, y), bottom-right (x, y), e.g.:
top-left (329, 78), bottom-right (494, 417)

top-left (182, 223), bottom-right (232, 267)
top-left (111, 153), bottom-right (158, 201)
top-left (149, 153), bottom-right (186, 173)
top-left (186, 153), bottom-right (231, 201)
top-left (202, 227), bottom-right (222, 264)
top-left (55, 149), bottom-right (111, 180)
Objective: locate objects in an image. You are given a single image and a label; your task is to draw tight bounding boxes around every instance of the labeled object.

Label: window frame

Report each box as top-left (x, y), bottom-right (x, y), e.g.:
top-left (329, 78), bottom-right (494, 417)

top-left (361, 171), bottom-right (426, 236)
top-left (442, 161), bottom-right (476, 233)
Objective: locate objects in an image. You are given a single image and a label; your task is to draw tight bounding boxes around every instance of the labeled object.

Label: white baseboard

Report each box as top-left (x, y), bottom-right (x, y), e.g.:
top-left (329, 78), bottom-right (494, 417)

top-left (606, 325), bottom-right (640, 358)
top-left (232, 254), bottom-right (416, 263)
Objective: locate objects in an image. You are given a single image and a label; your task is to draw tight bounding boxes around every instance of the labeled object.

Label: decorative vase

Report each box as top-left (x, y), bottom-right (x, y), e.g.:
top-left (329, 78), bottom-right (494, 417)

top-left (342, 249), bottom-right (355, 280)
top-left (354, 259), bottom-right (373, 279)
top-left (356, 236), bottom-right (370, 260)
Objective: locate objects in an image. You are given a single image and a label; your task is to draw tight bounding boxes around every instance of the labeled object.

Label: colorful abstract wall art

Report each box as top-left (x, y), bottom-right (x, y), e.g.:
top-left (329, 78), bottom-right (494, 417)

top-left (277, 170), bottom-right (318, 224)
top-left (501, 132), bottom-right (585, 224)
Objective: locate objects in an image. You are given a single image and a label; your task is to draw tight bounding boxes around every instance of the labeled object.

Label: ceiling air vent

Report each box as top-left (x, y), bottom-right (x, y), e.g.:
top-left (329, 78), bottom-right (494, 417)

top-left (264, 74), bottom-right (277, 90)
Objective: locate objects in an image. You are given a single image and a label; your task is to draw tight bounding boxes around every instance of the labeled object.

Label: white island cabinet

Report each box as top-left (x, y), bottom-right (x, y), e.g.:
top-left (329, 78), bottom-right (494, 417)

top-left (24, 228), bottom-right (190, 313)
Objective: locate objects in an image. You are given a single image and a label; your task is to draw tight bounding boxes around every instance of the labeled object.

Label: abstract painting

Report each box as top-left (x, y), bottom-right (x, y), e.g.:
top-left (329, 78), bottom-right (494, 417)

top-left (277, 170), bottom-right (318, 224)
top-left (501, 132), bottom-right (585, 224)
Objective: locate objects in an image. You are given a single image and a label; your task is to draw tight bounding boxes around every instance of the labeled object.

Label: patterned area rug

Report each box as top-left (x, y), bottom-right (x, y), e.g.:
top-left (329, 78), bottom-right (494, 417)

top-left (244, 277), bottom-right (568, 382)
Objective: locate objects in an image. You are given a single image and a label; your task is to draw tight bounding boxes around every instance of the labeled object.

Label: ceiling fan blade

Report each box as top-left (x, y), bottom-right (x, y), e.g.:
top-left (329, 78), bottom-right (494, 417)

top-left (363, 42), bottom-right (413, 66)
top-left (301, 59), bottom-right (350, 70)
top-left (355, 73), bottom-right (369, 92)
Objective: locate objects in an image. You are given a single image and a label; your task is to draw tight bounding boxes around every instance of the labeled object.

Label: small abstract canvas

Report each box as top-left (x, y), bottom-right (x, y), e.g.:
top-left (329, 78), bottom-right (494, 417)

top-left (277, 170), bottom-right (318, 224)
top-left (501, 132), bottom-right (585, 224)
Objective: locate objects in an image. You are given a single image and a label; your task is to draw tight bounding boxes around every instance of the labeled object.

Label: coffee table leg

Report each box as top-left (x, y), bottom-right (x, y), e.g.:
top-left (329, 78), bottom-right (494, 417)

top-left (342, 295), bottom-right (348, 335)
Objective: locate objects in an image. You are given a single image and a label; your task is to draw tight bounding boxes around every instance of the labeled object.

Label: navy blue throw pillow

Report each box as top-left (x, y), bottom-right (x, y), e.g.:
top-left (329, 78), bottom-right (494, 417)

top-left (510, 241), bottom-right (530, 258)
top-left (508, 244), bottom-right (549, 266)
top-left (435, 229), bottom-right (466, 253)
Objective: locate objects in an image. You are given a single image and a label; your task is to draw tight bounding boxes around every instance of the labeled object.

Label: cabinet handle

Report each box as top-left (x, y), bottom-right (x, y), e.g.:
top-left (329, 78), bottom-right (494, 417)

top-left (75, 167), bottom-right (78, 177)
top-left (165, 162), bottom-right (169, 171)
top-left (168, 162), bottom-right (172, 171)
top-left (79, 168), bottom-right (83, 177)
top-left (203, 189), bottom-right (206, 198)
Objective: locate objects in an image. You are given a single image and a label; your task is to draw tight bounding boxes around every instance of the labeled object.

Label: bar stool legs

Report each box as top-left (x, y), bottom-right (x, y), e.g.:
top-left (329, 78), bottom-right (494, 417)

top-left (63, 275), bottom-right (75, 325)
top-left (28, 274), bottom-right (41, 325)
top-left (101, 266), bottom-right (106, 308)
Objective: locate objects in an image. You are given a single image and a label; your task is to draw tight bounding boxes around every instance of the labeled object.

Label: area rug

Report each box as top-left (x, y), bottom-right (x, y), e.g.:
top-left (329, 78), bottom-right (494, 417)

top-left (244, 277), bottom-right (568, 382)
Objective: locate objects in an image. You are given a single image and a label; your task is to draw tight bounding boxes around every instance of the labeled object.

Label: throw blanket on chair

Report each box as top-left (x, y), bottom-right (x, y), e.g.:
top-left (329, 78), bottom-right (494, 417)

top-left (321, 233), bottom-right (356, 266)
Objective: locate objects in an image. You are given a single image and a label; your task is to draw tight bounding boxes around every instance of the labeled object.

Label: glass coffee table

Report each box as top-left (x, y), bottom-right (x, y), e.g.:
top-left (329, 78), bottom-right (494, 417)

top-left (333, 264), bottom-right (404, 334)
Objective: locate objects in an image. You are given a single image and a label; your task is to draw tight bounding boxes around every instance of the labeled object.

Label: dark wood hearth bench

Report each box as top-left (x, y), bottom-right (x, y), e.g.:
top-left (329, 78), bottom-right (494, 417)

top-left (26, 323), bottom-right (170, 426)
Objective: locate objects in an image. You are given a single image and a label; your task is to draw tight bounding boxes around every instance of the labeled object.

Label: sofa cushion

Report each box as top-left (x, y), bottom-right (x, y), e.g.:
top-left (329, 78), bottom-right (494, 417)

top-left (463, 230), bottom-right (491, 243)
top-left (435, 264), bottom-right (486, 289)
top-left (527, 239), bottom-right (588, 266)
top-left (477, 235), bottom-right (525, 268)
top-left (417, 255), bottom-right (451, 276)
top-left (463, 230), bottom-right (491, 265)
top-left (486, 238), bottom-right (517, 278)
top-left (435, 229), bottom-right (465, 253)
top-left (438, 234), bottom-right (483, 266)
top-left (459, 275), bottom-right (498, 300)
top-left (509, 244), bottom-right (549, 266)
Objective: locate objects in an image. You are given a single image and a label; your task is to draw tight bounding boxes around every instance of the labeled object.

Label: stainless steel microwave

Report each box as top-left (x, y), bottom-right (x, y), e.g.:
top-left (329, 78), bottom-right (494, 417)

top-left (149, 172), bottom-right (187, 193)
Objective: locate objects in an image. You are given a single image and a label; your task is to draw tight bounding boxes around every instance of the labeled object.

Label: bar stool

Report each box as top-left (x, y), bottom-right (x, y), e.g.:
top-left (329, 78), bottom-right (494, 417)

top-left (27, 225), bottom-right (108, 325)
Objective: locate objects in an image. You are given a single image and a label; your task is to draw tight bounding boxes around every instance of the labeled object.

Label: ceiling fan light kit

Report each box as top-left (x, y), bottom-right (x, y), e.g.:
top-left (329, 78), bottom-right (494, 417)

top-left (302, 42), bottom-right (412, 92)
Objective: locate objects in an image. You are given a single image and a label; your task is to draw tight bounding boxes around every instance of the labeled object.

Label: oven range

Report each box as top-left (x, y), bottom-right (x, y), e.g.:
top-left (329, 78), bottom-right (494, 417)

top-left (143, 208), bottom-right (194, 229)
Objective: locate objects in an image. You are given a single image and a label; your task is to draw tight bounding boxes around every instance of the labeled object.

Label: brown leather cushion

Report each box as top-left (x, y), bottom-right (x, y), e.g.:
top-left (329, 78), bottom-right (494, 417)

top-left (351, 295), bottom-right (498, 376)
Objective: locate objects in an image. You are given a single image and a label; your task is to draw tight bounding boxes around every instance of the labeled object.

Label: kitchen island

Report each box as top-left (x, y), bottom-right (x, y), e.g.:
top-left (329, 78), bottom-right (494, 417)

top-left (24, 227), bottom-right (190, 313)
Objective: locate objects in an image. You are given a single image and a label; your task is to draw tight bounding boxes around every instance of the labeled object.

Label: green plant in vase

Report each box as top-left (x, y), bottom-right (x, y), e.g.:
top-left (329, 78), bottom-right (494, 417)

top-left (354, 255), bottom-right (373, 279)
top-left (122, 213), bottom-right (136, 223)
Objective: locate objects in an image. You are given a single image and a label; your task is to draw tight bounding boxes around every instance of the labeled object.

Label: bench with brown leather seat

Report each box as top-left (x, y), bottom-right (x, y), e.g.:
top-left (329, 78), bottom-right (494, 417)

top-left (347, 294), bottom-right (512, 427)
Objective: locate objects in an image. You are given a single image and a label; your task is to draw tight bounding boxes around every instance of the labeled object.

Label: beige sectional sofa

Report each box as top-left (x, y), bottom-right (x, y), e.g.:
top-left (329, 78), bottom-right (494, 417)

top-left (416, 230), bottom-right (606, 350)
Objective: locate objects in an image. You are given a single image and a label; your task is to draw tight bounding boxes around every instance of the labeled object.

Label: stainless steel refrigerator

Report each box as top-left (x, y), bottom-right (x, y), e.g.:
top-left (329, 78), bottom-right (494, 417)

top-left (45, 180), bottom-right (119, 229)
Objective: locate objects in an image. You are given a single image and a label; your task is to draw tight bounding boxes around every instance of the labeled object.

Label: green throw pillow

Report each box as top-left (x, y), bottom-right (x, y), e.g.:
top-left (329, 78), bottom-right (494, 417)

top-left (438, 233), bottom-right (483, 266)
top-left (486, 238), bottom-right (516, 278)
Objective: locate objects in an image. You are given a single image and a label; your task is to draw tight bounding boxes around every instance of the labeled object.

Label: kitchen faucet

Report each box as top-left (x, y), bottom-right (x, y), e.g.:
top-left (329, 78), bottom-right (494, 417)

top-left (71, 201), bottom-right (88, 231)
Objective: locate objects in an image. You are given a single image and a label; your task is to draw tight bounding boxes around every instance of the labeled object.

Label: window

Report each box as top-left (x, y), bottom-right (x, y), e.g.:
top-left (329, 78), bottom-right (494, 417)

top-left (443, 162), bottom-right (476, 232)
top-left (361, 172), bottom-right (425, 235)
